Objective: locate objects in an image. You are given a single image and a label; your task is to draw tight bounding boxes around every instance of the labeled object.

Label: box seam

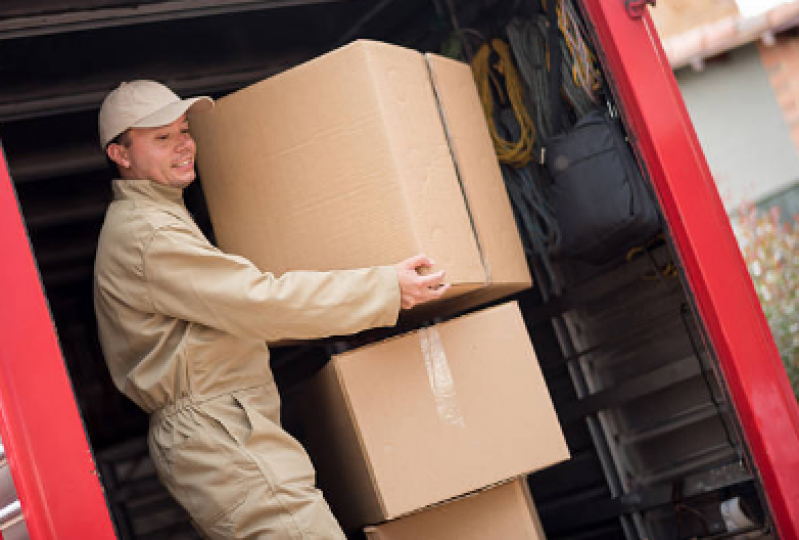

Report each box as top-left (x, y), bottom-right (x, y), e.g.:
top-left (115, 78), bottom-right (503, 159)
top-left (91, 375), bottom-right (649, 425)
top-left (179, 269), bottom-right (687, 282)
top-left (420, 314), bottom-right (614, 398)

top-left (423, 53), bottom-right (491, 285)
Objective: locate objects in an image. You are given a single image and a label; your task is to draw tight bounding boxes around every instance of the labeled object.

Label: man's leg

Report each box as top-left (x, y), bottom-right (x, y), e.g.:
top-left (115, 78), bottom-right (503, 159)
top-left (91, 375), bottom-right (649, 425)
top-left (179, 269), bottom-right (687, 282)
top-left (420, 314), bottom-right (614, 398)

top-left (150, 391), bottom-right (347, 540)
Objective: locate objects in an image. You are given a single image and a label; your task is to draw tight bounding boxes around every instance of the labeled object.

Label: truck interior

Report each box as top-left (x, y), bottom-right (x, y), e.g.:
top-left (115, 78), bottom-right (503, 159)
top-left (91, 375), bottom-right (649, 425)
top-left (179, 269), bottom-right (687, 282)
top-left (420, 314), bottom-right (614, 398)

top-left (0, 0), bottom-right (777, 539)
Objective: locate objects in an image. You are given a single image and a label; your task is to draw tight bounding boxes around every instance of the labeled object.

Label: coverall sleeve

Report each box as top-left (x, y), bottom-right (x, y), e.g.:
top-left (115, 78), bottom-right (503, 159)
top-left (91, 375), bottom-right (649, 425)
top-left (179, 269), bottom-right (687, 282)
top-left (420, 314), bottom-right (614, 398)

top-left (142, 223), bottom-right (401, 341)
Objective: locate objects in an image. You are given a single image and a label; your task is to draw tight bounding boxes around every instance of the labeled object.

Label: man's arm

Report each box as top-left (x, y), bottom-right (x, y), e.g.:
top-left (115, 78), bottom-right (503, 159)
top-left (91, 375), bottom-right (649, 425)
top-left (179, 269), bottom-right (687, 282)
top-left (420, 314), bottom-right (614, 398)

top-left (142, 224), bottom-right (446, 341)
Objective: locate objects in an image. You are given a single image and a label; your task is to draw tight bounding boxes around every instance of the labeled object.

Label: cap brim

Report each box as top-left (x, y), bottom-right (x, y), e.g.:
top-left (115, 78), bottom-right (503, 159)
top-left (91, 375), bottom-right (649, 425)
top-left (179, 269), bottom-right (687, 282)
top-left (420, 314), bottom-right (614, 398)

top-left (131, 96), bottom-right (214, 129)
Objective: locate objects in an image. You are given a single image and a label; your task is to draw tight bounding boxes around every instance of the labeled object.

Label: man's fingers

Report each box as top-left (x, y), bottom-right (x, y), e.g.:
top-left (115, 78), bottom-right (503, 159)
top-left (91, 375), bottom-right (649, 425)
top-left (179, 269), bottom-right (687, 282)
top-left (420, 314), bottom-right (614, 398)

top-left (418, 270), bottom-right (446, 288)
top-left (401, 253), bottom-right (434, 271)
top-left (427, 282), bottom-right (450, 299)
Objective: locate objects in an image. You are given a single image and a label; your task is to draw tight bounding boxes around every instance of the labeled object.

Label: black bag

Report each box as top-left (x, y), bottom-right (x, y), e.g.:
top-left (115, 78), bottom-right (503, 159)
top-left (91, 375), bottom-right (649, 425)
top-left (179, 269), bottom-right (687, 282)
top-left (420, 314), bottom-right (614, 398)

top-left (544, 108), bottom-right (661, 264)
top-left (540, 1), bottom-right (660, 265)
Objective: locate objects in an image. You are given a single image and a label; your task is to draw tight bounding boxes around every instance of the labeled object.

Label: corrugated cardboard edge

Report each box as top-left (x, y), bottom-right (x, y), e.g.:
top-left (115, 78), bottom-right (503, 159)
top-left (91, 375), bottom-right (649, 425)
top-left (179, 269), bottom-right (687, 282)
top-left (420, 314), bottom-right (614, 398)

top-left (422, 54), bottom-right (490, 284)
top-left (415, 53), bottom-right (533, 320)
top-left (302, 358), bottom-right (387, 529)
top-left (376, 470), bottom-right (565, 524)
top-left (396, 54), bottom-right (533, 325)
top-left (362, 476), bottom-right (543, 536)
top-left (425, 53), bottom-right (530, 288)
top-left (520, 478), bottom-right (548, 540)
top-left (332, 354), bottom-right (391, 521)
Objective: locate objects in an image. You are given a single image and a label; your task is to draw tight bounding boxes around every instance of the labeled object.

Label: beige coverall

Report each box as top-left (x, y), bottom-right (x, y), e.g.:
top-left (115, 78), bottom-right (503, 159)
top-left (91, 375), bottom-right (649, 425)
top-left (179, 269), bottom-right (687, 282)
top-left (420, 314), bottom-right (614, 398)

top-left (94, 179), bottom-right (401, 539)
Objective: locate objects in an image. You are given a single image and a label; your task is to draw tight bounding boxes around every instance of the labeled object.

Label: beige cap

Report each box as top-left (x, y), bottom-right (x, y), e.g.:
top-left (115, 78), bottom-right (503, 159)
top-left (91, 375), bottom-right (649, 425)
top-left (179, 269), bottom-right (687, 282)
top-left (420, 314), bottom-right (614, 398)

top-left (98, 80), bottom-right (214, 148)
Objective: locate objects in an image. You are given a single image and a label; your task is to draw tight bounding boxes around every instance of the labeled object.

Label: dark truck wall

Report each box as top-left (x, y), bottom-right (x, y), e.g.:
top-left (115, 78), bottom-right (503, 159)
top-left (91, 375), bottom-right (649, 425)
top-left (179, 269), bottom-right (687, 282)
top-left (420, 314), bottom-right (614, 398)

top-left (0, 1), bottom-right (782, 539)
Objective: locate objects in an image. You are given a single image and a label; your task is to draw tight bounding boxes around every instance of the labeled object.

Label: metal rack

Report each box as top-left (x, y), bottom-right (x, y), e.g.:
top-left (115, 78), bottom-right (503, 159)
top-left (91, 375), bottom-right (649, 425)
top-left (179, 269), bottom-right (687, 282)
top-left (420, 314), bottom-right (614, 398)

top-left (0, 441), bottom-right (30, 540)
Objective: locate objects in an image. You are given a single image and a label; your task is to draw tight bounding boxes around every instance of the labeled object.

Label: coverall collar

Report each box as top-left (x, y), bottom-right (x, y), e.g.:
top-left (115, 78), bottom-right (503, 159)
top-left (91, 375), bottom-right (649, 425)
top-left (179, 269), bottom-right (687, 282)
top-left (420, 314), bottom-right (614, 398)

top-left (112, 178), bottom-right (186, 207)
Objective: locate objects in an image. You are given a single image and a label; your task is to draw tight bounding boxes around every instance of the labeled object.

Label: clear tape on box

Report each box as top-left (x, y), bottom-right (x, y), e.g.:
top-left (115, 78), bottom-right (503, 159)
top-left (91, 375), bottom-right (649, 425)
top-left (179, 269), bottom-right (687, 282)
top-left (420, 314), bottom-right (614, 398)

top-left (420, 327), bottom-right (465, 427)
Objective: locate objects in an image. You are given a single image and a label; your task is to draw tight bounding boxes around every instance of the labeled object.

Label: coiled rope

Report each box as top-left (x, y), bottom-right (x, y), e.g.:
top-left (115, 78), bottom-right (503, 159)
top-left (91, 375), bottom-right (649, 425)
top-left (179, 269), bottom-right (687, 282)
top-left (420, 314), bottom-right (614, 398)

top-left (471, 39), bottom-right (536, 168)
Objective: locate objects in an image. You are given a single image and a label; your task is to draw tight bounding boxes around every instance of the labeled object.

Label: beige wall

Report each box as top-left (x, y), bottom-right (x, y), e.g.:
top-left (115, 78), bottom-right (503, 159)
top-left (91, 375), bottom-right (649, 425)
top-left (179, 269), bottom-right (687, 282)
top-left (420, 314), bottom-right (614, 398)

top-left (650, 0), bottom-right (738, 39)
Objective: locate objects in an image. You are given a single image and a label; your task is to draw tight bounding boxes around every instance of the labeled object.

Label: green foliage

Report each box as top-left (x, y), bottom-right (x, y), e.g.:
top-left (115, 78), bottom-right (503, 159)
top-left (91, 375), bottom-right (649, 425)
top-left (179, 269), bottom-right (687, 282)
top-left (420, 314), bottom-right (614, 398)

top-left (732, 205), bottom-right (799, 401)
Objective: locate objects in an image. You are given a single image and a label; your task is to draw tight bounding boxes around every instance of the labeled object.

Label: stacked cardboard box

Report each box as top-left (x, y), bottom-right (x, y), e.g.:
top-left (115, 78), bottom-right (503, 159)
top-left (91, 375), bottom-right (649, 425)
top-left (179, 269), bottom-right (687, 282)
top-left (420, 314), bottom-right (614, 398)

top-left (192, 40), bottom-right (568, 538)
top-left (192, 40), bottom-right (531, 321)
top-left (364, 480), bottom-right (546, 540)
top-left (302, 301), bottom-right (568, 532)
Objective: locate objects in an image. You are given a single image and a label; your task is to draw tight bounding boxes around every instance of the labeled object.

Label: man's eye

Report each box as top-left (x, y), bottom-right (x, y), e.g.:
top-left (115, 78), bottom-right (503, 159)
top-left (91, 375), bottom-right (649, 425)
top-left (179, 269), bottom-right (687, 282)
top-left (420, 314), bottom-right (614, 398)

top-left (157, 135), bottom-right (169, 140)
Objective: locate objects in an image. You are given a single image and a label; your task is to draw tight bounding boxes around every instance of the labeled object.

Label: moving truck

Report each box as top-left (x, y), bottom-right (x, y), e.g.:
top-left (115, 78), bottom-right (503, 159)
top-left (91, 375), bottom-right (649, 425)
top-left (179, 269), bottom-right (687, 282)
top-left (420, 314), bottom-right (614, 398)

top-left (0, 0), bottom-right (797, 539)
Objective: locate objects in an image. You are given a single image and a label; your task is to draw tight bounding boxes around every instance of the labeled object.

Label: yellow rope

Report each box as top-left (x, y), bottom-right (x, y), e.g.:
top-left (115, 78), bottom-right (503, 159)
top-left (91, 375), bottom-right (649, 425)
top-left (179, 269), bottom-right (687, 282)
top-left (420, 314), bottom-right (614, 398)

top-left (471, 39), bottom-right (535, 168)
top-left (558, 0), bottom-right (602, 97)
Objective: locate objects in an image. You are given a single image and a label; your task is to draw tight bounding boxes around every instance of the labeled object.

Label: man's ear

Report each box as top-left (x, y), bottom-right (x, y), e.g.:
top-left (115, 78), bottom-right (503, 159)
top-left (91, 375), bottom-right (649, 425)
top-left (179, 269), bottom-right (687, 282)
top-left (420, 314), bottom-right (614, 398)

top-left (106, 143), bottom-right (130, 170)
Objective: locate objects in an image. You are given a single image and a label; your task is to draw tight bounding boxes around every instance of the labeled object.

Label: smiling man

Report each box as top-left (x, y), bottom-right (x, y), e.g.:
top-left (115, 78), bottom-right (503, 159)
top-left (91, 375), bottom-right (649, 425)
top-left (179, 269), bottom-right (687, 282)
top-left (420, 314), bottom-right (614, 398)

top-left (93, 80), bottom-right (448, 539)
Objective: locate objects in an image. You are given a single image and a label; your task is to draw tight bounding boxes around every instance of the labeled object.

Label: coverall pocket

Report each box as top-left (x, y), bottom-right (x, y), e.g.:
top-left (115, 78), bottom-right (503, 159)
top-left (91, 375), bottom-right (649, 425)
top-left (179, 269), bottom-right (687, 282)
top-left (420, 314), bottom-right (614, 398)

top-left (154, 408), bottom-right (261, 528)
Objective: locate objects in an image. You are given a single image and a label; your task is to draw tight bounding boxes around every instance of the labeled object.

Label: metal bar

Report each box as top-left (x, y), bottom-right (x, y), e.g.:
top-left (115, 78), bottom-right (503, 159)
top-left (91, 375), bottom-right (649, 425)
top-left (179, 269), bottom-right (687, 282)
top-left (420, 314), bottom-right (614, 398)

top-left (24, 204), bottom-right (107, 230)
top-left (639, 445), bottom-right (738, 486)
top-left (35, 244), bottom-right (98, 269)
top-left (10, 154), bottom-right (106, 184)
top-left (578, 1), bottom-right (799, 537)
top-left (0, 501), bottom-right (21, 529)
top-left (539, 308), bottom-right (684, 371)
top-left (0, 0), bottom-right (354, 40)
top-left (537, 486), bottom-right (623, 534)
top-left (0, 145), bottom-right (117, 538)
top-left (617, 402), bottom-right (722, 446)
top-left (560, 355), bottom-right (703, 422)
top-left (0, 55), bottom-right (304, 123)
top-left (0, 464), bottom-right (17, 510)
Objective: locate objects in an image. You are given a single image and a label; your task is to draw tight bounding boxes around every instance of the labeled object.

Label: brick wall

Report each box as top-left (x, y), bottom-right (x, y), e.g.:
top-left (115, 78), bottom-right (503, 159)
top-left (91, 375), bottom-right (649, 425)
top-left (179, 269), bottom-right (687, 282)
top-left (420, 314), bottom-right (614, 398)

top-left (758, 30), bottom-right (799, 152)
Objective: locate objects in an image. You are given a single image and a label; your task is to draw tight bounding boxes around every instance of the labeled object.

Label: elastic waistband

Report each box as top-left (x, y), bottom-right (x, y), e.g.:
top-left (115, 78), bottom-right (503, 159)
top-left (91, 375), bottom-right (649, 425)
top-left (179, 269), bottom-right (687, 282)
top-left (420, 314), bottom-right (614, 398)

top-left (150, 383), bottom-right (272, 424)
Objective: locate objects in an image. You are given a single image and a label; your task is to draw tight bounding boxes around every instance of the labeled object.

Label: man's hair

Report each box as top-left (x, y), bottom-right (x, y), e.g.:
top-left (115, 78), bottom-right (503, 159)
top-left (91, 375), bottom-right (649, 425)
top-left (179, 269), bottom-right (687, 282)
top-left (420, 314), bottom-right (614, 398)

top-left (104, 131), bottom-right (131, 174)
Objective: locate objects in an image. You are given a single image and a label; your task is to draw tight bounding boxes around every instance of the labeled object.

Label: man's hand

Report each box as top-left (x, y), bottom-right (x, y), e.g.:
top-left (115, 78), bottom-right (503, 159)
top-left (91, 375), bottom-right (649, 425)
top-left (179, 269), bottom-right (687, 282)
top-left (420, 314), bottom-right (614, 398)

top-left (394, 254), bottom-right (450, 310)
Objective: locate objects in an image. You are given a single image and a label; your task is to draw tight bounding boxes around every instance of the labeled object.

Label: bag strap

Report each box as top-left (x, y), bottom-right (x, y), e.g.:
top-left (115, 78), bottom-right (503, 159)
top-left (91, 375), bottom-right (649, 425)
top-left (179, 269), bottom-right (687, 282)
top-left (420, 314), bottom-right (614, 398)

top-left (547, 0), bottom-right (564, 135)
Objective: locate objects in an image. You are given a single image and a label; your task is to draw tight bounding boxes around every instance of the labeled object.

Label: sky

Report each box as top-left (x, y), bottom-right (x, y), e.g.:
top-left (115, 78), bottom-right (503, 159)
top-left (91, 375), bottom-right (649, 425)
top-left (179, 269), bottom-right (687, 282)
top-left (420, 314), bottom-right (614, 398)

top-left (735, 0), bottom-right (792, 17)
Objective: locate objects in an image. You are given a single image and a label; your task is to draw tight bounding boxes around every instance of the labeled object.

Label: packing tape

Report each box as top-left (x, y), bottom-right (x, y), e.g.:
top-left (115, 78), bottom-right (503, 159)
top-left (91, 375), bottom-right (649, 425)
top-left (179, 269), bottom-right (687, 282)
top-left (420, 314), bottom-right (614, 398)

top-left (420, 327), bottom-right (465, 427)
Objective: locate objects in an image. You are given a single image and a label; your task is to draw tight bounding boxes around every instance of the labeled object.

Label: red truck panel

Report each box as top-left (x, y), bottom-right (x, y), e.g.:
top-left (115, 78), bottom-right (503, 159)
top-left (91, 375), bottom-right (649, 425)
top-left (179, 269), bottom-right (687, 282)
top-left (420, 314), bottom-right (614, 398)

top-left (0, 147), bottom-right (117, 539)
top-left (580, 1), bottom-right (799, 537)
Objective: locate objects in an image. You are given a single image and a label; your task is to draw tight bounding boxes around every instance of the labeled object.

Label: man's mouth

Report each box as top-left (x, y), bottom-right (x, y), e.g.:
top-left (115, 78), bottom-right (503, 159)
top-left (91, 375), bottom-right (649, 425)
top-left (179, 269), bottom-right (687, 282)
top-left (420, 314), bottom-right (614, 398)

top-left (174, 159), bottom-right (193, 168)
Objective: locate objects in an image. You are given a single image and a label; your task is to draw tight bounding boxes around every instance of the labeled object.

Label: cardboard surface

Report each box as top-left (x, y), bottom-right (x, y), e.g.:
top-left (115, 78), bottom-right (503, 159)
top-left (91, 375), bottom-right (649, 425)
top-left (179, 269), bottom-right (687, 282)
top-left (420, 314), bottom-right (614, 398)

top-left (301, 302), bottom-right (569, 529)
top-left (363, 480), bottom-right (547, 540)
top-left (192, 40), bottom-right (530, 313)
top-left (425, 54), bottom-right (530, 295)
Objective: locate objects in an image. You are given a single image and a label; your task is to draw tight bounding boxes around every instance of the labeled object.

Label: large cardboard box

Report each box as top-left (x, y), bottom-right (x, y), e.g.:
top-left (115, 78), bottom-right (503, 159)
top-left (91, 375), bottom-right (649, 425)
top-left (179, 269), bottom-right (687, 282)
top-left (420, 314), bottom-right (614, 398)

top-left (301, 302), bottom-right (569, 529)
top-left (191, 40), bottom-right (530, 315)
top-left (364, 480), bottom-right (546, 540)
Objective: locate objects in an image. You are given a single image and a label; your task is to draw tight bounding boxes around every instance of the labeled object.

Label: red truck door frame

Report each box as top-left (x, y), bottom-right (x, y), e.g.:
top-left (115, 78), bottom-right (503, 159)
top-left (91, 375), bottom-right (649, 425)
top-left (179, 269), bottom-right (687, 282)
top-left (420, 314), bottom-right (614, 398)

top-left (0, 1), bottom-right (797, 538)
top-left (580, 0), bottom-right (799, 537)
top-left (0, 144), bottom-right (118, 539)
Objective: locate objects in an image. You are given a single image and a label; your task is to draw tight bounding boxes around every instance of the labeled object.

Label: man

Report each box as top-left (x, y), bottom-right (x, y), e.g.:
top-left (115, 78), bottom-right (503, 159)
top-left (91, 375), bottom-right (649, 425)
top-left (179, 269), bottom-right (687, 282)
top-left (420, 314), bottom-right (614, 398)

top-left (94, 80), bottom-right (449, 540)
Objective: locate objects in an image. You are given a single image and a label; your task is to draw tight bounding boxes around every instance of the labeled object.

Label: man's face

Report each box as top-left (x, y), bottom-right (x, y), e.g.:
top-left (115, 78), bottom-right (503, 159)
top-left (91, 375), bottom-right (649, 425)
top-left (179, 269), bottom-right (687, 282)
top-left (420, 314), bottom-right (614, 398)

top-left (107, 114), bottom-right (197, 188)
